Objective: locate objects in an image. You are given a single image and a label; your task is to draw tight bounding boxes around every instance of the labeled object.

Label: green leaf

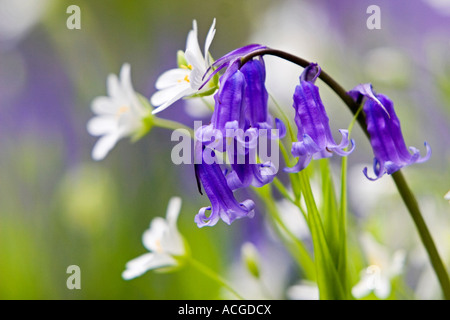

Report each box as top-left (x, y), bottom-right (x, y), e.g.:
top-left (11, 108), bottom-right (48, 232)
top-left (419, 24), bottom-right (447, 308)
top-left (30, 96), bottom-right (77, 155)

top-left (298, 171), bottom-right (347, 299)
top-left (319, 159), bottom-right (340, 263)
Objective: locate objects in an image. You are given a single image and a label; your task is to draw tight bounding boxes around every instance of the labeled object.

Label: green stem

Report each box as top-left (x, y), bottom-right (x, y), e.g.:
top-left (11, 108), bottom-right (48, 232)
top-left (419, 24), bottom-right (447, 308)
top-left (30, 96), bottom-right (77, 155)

top-left (392, 171), bottom-right (450, 300)
top-left (188, 257), bottom-right (245, 300)
top-left (153, 117), bottom-right (195, 137)
top-left (241, 47), bottom-right (450, 299)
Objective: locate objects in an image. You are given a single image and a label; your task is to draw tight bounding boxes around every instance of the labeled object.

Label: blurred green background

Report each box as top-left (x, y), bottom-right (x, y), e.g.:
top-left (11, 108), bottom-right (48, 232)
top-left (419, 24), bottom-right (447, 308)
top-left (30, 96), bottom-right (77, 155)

top-left (0, 0), bottom-right (449, 299)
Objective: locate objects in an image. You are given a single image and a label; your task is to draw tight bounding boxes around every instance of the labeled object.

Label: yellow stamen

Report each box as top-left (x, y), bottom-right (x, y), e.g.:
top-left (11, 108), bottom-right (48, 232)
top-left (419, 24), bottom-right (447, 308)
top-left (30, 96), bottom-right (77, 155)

top-left (180, 64), bottom-right (193, 70)
top-left (178, 75), bottom-right (190, 83)
top-left (155, 239), bottom-right (163, 253)
top-left (116, 106), bottom-right (129, 117)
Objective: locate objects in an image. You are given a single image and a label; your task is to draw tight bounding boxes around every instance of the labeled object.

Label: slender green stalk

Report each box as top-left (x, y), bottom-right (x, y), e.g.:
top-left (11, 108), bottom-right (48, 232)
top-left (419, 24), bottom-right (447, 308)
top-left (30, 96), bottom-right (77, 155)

top-left (392, 171), bottom-right (450, 300)
top-left (153, 117), bottom-right (195, 137)
top-left (337, 103), bottom-right (363, 295)
top-left (241, 47), bottom-right (450, 299)
top-left (188, 257), bottom-right (245, 300)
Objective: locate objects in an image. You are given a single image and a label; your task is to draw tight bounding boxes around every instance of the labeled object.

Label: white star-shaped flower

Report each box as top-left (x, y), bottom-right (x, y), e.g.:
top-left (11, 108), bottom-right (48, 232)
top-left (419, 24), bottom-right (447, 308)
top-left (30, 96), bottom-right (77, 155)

top-left (122, 197), bottom-right (186, 280)
top-left (351, 234), bottom-right (406, 299)
top-left (150, 19), bottom-right (217, 114)
top-left (87, 63), bottom-right (151, 161)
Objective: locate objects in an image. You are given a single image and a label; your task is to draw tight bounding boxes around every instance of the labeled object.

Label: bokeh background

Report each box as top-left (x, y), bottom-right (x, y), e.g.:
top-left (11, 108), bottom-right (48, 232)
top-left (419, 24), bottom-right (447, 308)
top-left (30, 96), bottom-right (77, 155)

top-left (0, 0), bottom-right (449, 299)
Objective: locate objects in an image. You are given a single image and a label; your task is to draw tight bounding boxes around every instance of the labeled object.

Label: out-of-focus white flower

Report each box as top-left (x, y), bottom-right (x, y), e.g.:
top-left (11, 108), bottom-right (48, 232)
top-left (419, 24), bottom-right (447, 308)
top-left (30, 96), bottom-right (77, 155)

top-left (351, 234), bottom-right (406, 299)
top-left (151, 19), bottom-right (217, 114)
top-left (122, 197), bottom-right (186, 280)
top-left (87, 63), bottom-right (152, 161)
top-left (184, 94), bottom-right (214, 118)
top-left (0, 0), bottom-right (50, 44)
top-left (348, 164), bottom-right (397, 216)
top-left (222, 241), bottom-right (291, 299)
top-left (444, 190), bottom-right (450, 203)
top-left (241, 242), bottom-right (261, 279)
top-left (287, 281), bottom-right (319, 300)
top-left (424, 0), bottom-right (450, 15)
top-left (274, 198), bottom-right (310, 240)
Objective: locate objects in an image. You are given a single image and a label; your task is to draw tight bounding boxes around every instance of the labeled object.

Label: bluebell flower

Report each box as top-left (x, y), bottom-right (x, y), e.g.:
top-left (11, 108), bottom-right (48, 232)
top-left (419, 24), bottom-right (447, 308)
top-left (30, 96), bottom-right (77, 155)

top-left (348, 84), bottom-right (431, 180)
top-left (225, 57), bottom-right (284, 189)
top-left (285, 63), bottom-right (355, 173)
top-left (194, 143), bottom-right (255, 227)
top-left (198, 54), bottom-right (284, 190)
top-left (210, 62), bottom-right (246, 133)
top-left (193, 48), bottom-right (287, 227)
top-left (241, 57), bottom-right (271, 129)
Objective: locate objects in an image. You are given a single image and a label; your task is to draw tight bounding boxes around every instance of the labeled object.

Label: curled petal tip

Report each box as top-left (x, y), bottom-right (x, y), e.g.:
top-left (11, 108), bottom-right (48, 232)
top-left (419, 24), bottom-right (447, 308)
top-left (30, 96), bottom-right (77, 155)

top-left (417, 141), bottom-right (432, 163)
top-left (363, 166), bottom-right (381, 181)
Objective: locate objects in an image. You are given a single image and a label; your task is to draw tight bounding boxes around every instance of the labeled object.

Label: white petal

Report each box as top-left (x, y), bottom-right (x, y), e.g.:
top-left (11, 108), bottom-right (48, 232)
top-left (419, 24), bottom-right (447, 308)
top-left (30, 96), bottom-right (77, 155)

top-left (91, 133), bottom-right (120, 161)
top-left (107, 73), bottom-right (127, 105)
top-left (151, 82), bottom-right (190, 106)
top-left (151, 85), bottom-right (193, 114)
top-left (185, 20), bottom-right (203, 62)
top-left (204, 18), bottom-right (216, 63)
top-left (374, 277), bottom-right (391, 299)
top-left (119, 63), bottom-right (131, 88)
top-left (122, 253), bottom-right (154, 280)
top-left (119, 63), bottom-right (136, 104)
top-left (185, 49), bottom-right (205, 72)
top-left (351, 277), bottom-right (371, 298)
top-left (161, 230), bottom-right (185, 256)
top-left (119, 63), bottom-right (146, 116)
top-left (91, 96), bottom-right (116, 115)
top-left (155, 68), bottom-right (190, 90)
top-left (142, 217), bottom-right (168, 252)
top-left (185, 50), bottom-right (206, 88)
top-left (165, 197), bottom-right (182, 226)
top-left (86, 116), bottom-right (117, 136)
top-left (122, 253), bottom-right (177, 280)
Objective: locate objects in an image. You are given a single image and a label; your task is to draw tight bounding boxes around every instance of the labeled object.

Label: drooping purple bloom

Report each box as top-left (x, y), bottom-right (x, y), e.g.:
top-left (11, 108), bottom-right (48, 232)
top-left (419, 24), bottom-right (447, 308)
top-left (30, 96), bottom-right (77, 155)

top-left (193, 47), bottom-right (287, 227)
top-left (241, 57), bottom-right (271, 129)
top-left (348, 84), bottom-right (431, 180)
top-left (285, 63), bottom-right (355, 173)
top-left (225, 57), bottom-right (285, 189)
top-left (194, 143), bottom-right (255, 227)
top-left (210, 64), bottom-right (246, 133)
top-left (198, 54), bottom-right (283, 191)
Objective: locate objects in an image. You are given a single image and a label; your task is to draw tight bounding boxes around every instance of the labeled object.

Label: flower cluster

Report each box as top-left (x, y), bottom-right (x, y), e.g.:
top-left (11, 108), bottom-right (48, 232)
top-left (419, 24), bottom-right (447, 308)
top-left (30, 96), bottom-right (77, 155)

top-left (83, 17), bottom-right (441, 301)
top-left (87, 18), bottom-right (431, 229)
